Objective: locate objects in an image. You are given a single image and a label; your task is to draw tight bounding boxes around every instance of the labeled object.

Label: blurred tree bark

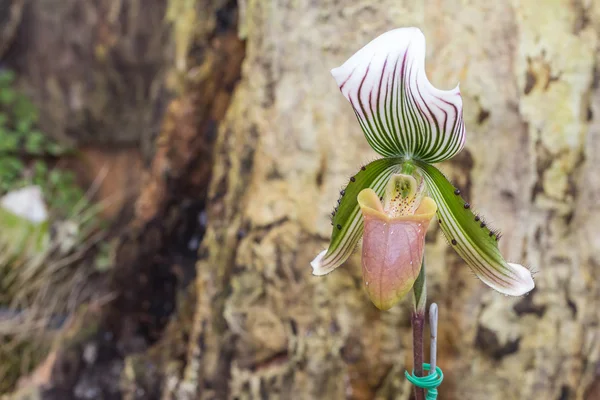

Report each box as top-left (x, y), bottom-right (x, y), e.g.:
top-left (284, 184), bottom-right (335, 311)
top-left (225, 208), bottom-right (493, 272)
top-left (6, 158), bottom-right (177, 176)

top-left (3, 0), bottom-right (600, 400)
top-left (3, 0), bottom-right (169, 150)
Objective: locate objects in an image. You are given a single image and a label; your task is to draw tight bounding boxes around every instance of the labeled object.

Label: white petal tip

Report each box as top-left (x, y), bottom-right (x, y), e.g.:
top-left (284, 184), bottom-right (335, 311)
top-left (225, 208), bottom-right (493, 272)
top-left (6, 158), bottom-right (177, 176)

top-left (330, 27), bottom-right (423, 87)
top-left (498, 263), bottom-right (535, 296)
top-left (311, 250), bottom-right (330, 276)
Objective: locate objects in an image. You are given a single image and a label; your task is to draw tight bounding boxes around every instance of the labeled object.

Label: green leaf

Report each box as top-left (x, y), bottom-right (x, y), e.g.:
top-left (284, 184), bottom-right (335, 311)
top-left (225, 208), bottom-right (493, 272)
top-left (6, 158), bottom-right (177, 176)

top-left (33, 161), bottom-right (48, 179)
top-left (16, 119), bottom-right (33, 134)
top-left (412, 258), bottom-right (427, 313)
top-left (48, 169), bottom-right (64, 186)
top-left (311, 157), bottom-right (404, 275)
top-left (25, 130), bottom-right (46, 154)
top-left (13, 96), bottom-right (38, 123)
top-left (47, 142), bottom-right (66, 156)
top-left (2, 157), bottom-right (24, 175)
top-left (0, 130), bottom-right (18, 151)
top-left (0, 88), bottom-right (16, 105)
top-left (416, 161), bottom-right (534, 296)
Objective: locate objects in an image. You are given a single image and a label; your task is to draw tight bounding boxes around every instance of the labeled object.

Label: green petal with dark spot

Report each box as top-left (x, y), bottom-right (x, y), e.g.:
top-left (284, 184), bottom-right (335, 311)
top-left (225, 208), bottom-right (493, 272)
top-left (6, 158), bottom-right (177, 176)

top-left (311, 158), bottom-right (403, 275)
top-left (416, 161), bottom-right (534, 296)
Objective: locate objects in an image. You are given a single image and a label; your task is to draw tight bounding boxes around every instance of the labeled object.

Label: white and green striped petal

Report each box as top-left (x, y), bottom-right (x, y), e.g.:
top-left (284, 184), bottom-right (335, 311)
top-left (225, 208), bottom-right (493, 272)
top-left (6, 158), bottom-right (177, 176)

top-left (311, 158), bottom-right (403, 276)
top-left (416, 162), bottom-right (534, 296)
top-left (331, 27), bottom-right (465, 163)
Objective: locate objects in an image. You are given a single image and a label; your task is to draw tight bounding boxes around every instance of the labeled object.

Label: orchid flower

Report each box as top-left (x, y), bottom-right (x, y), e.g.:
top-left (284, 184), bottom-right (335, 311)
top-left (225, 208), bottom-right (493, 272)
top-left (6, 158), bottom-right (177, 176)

top-left (311, 28), bottom-right (534, 310)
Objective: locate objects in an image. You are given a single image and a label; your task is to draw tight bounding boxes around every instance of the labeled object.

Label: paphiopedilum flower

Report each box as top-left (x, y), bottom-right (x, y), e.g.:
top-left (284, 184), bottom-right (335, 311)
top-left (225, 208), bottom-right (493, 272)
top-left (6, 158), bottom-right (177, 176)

top-left (312, 27), bottom-right (534, 310)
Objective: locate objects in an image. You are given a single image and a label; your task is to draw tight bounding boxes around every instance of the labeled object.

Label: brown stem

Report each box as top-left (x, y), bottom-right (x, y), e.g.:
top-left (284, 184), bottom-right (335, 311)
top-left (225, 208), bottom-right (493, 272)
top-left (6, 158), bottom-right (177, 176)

top-left (412, 311), bottom-right (425, 400)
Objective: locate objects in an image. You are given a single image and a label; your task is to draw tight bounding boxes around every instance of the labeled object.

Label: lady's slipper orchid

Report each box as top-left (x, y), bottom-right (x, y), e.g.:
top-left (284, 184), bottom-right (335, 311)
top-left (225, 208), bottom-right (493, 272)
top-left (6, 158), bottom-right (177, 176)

top-left (312, 27), bottom-right (534, 310)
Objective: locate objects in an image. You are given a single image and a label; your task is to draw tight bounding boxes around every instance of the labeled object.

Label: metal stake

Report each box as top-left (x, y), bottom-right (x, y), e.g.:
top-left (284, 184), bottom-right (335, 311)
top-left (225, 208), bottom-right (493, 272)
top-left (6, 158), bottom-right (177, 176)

top-left (429, 303), bottom-right (438, 375)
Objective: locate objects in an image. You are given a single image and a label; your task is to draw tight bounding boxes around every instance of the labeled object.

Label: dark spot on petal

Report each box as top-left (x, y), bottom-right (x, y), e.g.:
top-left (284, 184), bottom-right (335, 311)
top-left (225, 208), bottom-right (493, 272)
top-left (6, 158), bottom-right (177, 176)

top-left (340, 190), bottom-right (345, 196)
top-left (337, 224), bottom-right (342, 230)
top-left (480, 222), bottom-right (486, 228)
top-left (350, 177), bottom-right (356, 182)
top-left (451, 239), bottom-right (457, 245)
top-left (464, 203), bottom-right (470, 209)
top-left (379, 196), bottom-right (383, 201)
top-left (337, 199), bottom-right (341, 204)
top-left (361, 166), bottom-right (366, 171)
top-left (489, 231), bottom-right (494, 237)
top-left (475, 216), bottom-right (480, 221)
top-left (454, 189), bottom-right (461, 195)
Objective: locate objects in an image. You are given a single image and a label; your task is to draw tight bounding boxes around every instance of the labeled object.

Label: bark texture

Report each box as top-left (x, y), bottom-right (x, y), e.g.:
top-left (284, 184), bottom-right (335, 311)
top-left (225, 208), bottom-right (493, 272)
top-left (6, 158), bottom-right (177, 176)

top-left (172, 1), bottom-right (600, 399)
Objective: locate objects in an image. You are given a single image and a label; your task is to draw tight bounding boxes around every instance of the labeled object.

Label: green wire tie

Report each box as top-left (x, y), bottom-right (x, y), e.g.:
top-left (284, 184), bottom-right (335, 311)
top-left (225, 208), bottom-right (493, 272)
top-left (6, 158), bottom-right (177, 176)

top-left (405, 363), bottom-right (444, 400)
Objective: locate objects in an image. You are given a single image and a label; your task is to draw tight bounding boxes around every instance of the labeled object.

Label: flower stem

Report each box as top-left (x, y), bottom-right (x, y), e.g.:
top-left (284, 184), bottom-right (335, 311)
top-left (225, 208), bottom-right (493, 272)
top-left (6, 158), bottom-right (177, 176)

top-left (411, 260), bottom-right (427, 400)
top-left (411, 310), bottom-right (425, 400)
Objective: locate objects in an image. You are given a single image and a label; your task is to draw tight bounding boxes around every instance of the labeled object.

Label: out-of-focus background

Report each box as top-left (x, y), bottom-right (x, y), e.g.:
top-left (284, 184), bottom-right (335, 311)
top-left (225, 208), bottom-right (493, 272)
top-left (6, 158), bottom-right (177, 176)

top-left (0, 1), bottom-right (599, 399)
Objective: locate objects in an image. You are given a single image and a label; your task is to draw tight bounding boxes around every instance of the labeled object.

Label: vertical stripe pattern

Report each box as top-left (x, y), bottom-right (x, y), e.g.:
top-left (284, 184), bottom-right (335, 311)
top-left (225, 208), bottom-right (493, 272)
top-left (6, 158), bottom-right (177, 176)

top-left (331, 28), bottom-right (465, 163)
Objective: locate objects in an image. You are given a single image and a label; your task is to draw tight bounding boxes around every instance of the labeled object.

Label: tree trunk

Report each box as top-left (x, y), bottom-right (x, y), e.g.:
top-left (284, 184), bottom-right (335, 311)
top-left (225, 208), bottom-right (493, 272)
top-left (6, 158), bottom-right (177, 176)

top-left (170, 1), bottom-right (600, 399)
top-left (5, 1), bottom-right (600, 399)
